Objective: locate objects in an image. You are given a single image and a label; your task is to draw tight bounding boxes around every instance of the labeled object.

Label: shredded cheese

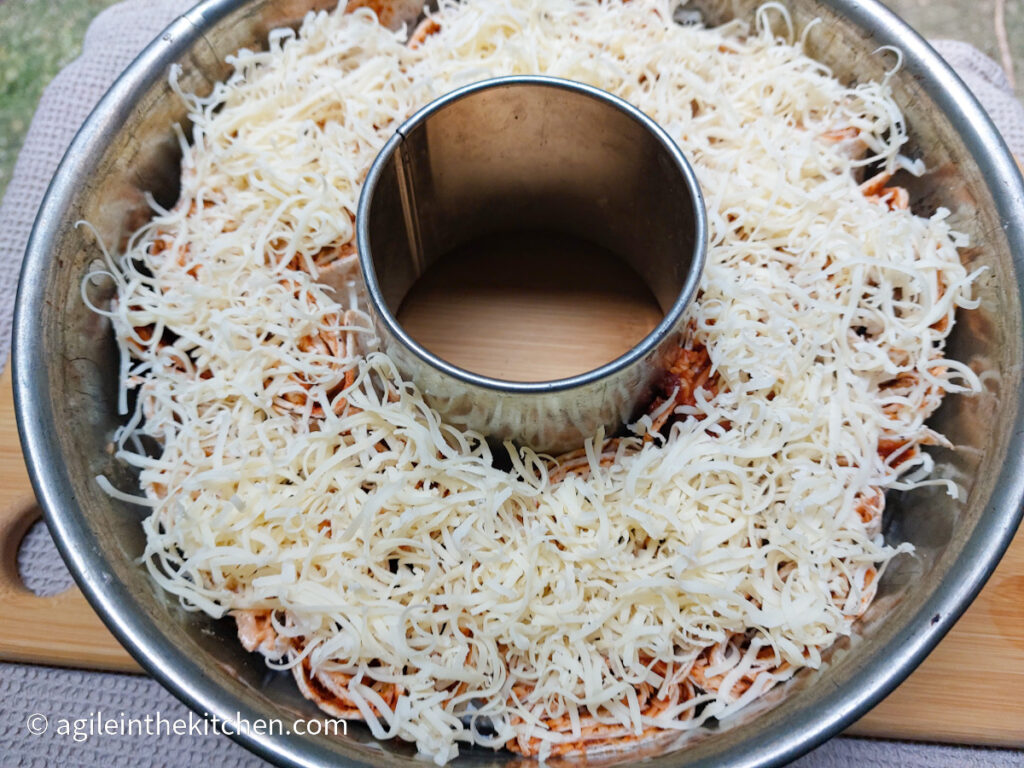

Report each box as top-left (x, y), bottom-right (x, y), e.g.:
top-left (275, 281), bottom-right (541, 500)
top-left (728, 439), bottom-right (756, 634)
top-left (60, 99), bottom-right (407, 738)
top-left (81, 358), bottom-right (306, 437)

top-left (87, 0), bottom-right (983, 762)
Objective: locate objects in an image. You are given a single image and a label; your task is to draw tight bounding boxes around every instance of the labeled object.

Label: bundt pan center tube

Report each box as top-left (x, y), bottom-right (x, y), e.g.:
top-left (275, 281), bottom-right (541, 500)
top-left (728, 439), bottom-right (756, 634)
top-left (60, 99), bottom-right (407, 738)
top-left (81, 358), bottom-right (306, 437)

top-left (357, 75), bottom-right (706, 454)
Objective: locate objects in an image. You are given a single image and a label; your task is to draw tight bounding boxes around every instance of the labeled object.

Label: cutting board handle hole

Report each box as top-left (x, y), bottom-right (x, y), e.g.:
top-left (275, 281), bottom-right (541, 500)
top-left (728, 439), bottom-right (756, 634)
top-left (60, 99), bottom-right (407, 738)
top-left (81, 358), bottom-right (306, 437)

top-left (16, 518), bottom-right (76, 597)
top-left (0, 496), bottom-right (70, 599)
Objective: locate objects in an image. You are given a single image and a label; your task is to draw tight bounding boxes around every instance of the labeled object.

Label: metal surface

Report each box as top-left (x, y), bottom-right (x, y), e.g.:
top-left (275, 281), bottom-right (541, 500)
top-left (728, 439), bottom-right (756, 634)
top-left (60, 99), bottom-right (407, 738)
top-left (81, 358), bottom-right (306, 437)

top-left (10, 1), bottom-right (1024, 767)
top-left (358, 76), bottom-right (706, 453)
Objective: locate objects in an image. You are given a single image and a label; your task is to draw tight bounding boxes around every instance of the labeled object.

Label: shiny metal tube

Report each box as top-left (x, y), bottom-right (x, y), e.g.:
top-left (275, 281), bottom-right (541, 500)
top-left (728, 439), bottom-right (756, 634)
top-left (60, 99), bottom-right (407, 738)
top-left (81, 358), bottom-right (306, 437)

top-left (357, 75), bottom-right (707, 453)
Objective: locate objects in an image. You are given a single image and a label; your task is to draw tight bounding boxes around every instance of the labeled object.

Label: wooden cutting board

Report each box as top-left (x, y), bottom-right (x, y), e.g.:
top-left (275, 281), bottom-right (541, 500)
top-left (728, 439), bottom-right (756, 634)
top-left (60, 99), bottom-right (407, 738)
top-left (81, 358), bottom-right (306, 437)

top-left (1, 257), bottom-right (1022, 745)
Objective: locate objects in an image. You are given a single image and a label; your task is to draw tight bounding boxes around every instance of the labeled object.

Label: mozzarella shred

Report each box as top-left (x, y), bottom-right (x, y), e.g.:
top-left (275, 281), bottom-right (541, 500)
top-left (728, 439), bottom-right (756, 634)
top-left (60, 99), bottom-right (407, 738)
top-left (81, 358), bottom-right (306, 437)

top-left (88, 0), bottom-right (983, 762)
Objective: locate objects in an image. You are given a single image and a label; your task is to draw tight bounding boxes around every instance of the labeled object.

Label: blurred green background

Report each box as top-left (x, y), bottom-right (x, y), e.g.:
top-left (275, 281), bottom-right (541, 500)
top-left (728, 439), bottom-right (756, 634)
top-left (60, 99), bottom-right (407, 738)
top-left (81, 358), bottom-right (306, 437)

top-left (0, 0), bottom-right (1020, 203)
top-left (0, 0), bottom-right (121, 201)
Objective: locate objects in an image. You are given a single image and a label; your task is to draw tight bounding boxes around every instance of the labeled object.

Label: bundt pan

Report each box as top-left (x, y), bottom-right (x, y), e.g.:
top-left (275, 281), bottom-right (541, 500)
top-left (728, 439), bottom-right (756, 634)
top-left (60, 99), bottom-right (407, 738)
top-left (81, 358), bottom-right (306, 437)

top-left (11, 0), bottom-right (1024, 766)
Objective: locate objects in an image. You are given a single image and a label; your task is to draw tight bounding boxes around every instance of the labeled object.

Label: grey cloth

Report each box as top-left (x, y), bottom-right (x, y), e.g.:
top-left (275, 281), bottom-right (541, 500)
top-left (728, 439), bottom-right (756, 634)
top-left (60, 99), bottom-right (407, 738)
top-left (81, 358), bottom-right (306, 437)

top-left (1, 1), bottom-right (1023, 766)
